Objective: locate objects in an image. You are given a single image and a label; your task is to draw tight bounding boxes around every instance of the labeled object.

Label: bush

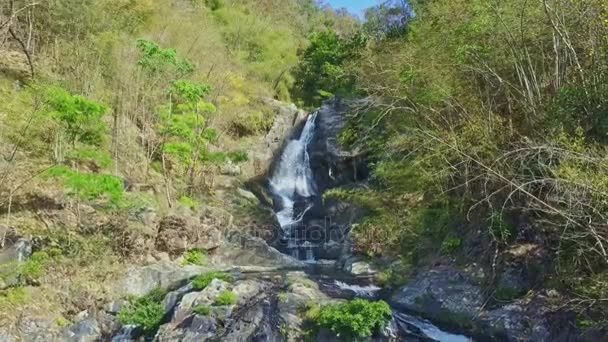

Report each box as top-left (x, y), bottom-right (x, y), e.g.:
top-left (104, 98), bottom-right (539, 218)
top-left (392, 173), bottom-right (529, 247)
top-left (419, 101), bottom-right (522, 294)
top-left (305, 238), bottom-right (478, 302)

top-left (117, 288), bottom-right (166, 336)
top-left (44, 166), bottom-right (125, 206)
top-left (192, 272), bottom-right (233, 290)
top-left (65, 147), bottom-right (113, 169)
top-left (193, 304), bottom-right (212, 316)
top-left (45, 86), bottom-right (107, 147)
top-left (310, 299), bottom-right (392, 340)
top-left (182, 249), bottom-right (206, 266)
top-left (214, 291), bottom-right (237, 306)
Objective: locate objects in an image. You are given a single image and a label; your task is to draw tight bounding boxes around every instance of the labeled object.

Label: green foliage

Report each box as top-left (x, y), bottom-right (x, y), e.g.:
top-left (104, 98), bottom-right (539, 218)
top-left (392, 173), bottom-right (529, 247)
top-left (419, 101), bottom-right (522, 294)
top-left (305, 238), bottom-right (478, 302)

top-left (229, 110), bottom-right (274, 137)
top-left (170, 80), bottom-right (211, 104)
top-left (182, 249), bottom-right (206, 266)
top-left (136, 39), bottom-right (194, 75)
top-left (65, 147), bottom-right (113, 168)
top-left (310, 299), bottom-right (392, 340)
top-left (488, 212), bottom-right (515, 246)
top-left (118, 287), bottom-right (166, 336)
top-left (376, 261), bottom-right (410, 288)
top-left (204, 0), bottom-right (223, 11)
top-left (227, 150), bottom-right (248, 164)
top-left (193, 304), bottom-right (212, 316)
top-left (45, 87), bottom-right (107, 146)
top-left (44, 166), bottom-right (124, 206)
top-left (178, 195), bottom-right (200, 210)
top-left (192, 272), bottom-right (233, 290)
top-left (277, 292), bottom-right (289, 303)
top-left (440, 237), bottom-right (462, 255)
top-left (0, 288), bottom-right (29, 309)
top-left (293, 29), bottom-right (366, 106)
top-left (0, 251), bottom-right (52, 286)
top-left (213, 291), bottom-right (237, 306)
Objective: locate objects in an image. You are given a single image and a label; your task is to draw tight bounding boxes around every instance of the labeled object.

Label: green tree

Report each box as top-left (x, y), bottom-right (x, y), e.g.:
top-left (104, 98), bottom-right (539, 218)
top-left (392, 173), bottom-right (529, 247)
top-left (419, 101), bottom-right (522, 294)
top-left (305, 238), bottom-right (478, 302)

top-left (45, 87), bottom-right (107, 148)
top-left (293, 29), bottom-right (366, 107)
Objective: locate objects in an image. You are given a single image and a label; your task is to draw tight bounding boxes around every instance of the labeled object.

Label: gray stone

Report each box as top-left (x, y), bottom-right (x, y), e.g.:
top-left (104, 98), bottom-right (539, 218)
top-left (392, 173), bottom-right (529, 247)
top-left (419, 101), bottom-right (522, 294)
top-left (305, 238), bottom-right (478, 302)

top-left (0, 318), bottom-right (62, 341)
top-left (212, 234), bottom-right (306, 269)
top-left (343, 258), bottom-right (378, 276)
top-left (391, 266), bottom-right (484, 324)
top-left (120, 261), bottom-right (210, 297)
top-left (63, 311), bottom-right (101, 342)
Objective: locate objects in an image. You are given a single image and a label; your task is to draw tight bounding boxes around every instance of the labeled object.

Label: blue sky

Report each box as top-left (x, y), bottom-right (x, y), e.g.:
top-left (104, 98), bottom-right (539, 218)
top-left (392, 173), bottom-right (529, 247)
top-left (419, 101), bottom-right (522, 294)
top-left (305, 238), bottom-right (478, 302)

top-left (326, 0), bottom-right (379, 17)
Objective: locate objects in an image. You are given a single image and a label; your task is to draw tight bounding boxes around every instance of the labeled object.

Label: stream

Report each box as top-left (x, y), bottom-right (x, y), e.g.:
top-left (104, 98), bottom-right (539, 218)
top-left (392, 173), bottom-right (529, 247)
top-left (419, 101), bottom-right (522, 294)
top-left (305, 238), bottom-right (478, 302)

top-left (267, 112), bottom-right (472, 341)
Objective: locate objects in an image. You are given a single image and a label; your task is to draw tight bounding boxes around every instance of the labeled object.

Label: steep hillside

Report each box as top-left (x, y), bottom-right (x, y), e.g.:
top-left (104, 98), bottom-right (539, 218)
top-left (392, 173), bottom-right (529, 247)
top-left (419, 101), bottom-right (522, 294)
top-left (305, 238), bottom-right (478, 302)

top-left (0, 0), bottom-right (357, 337)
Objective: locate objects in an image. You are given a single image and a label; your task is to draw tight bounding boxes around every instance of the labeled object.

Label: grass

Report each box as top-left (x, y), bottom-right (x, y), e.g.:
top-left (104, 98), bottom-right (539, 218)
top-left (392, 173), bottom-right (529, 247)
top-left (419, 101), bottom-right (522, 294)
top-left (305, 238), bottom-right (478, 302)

top-left (44, 166), bottom-right (125, 206)
top-left (117, 287), bottom-right (167, 336)
top-left (192, 272), bottom-right (233, 290)
top-left (213, 291), bottom-right (237, 306)
top-left (0, 251), bottom-right (52, 287)
top-left (0, 287), bottom-right (30, 309)
top-left (182, 249), bottom-right (206, 266)
top-left (178, 195), bottom-right (200, 210)
top-left (193, 304), bottom-right (212, 316)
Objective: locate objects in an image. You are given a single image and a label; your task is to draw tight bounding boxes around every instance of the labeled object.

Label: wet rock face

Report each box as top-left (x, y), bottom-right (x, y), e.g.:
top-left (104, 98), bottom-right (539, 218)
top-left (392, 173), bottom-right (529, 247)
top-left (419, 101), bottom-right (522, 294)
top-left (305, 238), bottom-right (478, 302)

top-left (391, 265), bottom-right (484, 324)
top-left (391, 265), bottom-right (579, 341)
top-left (308, 99), bottom-right (368, 193)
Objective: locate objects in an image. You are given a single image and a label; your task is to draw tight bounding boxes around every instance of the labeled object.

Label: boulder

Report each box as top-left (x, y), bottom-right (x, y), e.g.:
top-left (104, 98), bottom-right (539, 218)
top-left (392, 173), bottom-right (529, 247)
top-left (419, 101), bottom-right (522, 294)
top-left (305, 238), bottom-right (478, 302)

top-left (120, 261), bottom-right (210, 297)
top-left (212, 234), bottom-right (306, 269)
top-left (0, 50), bottom-right (32, 81)
top-left (495, 243), bottom-right (552, 299)
top-left (343, 258), bottom-right (378, 276)
top-left (391, 266), bottom-right (579, 341)
top-left (63, 311), bottom-right (102, 342)
top-left (478, 294), bottom-right (578, 341)
top-left (171, 279), bottom-right (230, 323)
top-left (0, 317), bottom-right (62, 342)
top-left (390, 265), bottom-right (484, 328)
top-left (277, 272), bottom-right (339, 341)
top-left (156, 279), bottom-right (276, 342)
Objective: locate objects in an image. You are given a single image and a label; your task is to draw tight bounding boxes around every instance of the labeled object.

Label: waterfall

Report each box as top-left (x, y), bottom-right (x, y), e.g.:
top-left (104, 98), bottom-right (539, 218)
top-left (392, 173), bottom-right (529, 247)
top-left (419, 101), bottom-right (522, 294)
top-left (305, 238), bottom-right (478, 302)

top-left (269, 111), bottom-right (318, 261)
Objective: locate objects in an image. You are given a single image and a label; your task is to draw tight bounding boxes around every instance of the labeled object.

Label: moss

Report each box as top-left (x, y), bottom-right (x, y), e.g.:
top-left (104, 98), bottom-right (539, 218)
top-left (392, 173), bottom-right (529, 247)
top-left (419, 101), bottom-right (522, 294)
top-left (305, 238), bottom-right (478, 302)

top-left (193, 304), bottom-right (212, 316)
top-left (192, 272), bottom-right (233, 290)
top-left (214, 291), bottom-right (237, 306)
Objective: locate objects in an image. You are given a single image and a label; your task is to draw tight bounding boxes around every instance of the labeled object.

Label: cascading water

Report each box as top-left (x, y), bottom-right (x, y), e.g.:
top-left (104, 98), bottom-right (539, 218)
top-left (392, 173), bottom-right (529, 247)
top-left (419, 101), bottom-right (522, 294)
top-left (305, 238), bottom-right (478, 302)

top-left (269, 111), bottom-right (318, 261)
top-left (267, 102), bottom-right (474, 341)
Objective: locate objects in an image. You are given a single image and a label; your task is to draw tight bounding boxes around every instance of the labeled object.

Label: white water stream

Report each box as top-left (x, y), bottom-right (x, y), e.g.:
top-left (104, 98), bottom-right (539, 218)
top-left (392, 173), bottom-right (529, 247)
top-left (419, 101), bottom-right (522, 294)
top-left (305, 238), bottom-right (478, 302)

top-left (269, 112), bottom-right (318, 260)
top-left (267, 109), bottom-right (473, 341)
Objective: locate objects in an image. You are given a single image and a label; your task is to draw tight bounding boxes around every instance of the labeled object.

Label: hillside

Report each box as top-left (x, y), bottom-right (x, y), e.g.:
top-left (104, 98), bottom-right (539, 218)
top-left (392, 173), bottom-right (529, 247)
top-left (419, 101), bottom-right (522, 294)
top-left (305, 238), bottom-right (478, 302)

top-left (1, 0), bottom-right (608, 341)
